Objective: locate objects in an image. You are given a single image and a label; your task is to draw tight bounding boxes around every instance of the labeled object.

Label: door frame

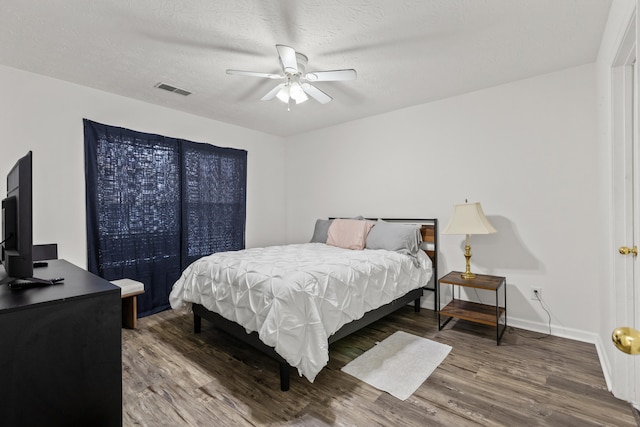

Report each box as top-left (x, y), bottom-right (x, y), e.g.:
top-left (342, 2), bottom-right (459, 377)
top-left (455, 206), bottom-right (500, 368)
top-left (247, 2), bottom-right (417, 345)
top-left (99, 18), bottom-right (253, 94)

top-left (610, 11), bottom-right (638, 407)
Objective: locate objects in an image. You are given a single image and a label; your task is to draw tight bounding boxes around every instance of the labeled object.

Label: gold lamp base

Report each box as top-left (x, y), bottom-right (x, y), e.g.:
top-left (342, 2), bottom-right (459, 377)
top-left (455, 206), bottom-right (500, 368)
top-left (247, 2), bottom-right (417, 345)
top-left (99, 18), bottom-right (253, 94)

top-left (612, 327), bottom-right (640, 355)
top-left (460, 243), bottom-right (476, 280)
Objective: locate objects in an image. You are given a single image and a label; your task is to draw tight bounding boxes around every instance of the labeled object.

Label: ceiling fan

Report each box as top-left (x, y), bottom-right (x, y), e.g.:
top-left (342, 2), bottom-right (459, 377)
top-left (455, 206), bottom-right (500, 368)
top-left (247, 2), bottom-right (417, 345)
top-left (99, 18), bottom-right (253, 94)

top-left (226, 45), bottom-right (357, 109)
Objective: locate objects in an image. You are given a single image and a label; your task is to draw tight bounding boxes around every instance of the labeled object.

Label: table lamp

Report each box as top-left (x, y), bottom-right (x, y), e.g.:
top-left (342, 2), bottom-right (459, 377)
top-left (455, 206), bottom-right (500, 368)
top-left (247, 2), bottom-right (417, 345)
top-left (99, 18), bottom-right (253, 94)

top-left (443, 202), bottom-right (496, 279)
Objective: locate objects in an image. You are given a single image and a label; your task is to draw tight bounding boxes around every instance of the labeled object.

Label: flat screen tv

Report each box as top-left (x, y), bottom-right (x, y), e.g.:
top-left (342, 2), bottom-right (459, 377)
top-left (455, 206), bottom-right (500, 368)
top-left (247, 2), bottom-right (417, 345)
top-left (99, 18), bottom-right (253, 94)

top-left (1, 151), bottom-right (50, 287)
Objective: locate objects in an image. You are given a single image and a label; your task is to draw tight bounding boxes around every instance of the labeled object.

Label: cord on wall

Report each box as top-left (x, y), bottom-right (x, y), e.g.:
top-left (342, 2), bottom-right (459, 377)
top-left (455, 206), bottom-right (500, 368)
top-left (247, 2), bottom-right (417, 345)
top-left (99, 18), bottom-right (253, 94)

top-left (511, 289), bottom-right (552, 339)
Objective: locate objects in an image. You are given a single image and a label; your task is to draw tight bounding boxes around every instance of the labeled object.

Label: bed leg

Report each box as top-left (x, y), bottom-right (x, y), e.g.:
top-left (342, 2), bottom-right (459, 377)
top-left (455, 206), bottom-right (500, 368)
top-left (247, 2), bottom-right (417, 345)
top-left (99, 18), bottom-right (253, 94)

top-left (279, 362), bottom-right (290, 391)
top-left (194, 313), bottom-right (202, 333)
top-left (414, 298), bottom-right (421, 312)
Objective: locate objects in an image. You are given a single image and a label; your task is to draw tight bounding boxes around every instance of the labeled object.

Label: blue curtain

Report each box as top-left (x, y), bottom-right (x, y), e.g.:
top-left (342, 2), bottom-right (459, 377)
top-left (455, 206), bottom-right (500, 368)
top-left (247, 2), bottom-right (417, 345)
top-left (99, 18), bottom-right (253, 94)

top-left (84, 119), bottom-right (247, 317)
top-left (181, 140), bottom-right (246, 269)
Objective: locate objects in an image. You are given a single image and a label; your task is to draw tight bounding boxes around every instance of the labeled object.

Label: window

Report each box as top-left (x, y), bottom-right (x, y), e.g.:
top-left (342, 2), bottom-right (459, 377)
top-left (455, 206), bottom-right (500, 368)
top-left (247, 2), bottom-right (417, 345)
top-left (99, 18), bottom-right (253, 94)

top-left (181, 141), bottom-right (247, 268)
top-left (84, 119), bottom-right (247, 316)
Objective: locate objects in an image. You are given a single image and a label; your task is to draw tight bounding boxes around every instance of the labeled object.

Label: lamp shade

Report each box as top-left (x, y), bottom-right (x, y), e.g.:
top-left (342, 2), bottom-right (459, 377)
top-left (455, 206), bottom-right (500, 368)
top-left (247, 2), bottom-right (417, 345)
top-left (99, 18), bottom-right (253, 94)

top-left (443, 202), bottom-right (496, 235)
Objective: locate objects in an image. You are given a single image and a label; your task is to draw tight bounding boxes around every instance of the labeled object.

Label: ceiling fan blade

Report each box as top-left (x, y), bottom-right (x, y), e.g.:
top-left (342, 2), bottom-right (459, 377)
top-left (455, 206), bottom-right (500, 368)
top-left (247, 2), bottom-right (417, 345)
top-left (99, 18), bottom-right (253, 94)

top-left (261, 83), bottom-right (286, 101)
top-left (276, 45), bottom-right (298, 74)
top-left (226, 69), bottom-right (283, 79)
top-left (301, 83), bottom-right (332, 104)
top-left (304, 69), bottom-right (357, 82)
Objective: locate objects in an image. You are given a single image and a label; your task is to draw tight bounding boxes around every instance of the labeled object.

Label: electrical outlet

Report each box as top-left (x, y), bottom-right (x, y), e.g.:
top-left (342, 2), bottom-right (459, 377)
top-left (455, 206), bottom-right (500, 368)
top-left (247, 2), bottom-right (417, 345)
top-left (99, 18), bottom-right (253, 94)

top-left (530, 287), bottom-right (542, 300)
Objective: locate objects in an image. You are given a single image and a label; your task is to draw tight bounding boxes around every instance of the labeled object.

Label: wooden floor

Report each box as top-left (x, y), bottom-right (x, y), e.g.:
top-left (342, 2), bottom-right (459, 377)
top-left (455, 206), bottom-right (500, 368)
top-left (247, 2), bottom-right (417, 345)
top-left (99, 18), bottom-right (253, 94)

top-left (122, 308), bottom-right (638, 426)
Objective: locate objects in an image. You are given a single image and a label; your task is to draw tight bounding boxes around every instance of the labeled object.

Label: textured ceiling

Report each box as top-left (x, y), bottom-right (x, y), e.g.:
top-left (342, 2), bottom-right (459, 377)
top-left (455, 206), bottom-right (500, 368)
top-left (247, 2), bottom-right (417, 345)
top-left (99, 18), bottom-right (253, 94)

top-left (0, 0), bottom-right (612, 137)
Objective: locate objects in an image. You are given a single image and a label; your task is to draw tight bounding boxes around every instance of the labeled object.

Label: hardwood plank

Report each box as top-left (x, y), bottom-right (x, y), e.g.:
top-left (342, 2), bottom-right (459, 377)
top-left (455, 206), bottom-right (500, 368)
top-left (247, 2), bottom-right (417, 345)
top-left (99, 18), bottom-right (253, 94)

top-left (121, 308), bottom-right (637, 426)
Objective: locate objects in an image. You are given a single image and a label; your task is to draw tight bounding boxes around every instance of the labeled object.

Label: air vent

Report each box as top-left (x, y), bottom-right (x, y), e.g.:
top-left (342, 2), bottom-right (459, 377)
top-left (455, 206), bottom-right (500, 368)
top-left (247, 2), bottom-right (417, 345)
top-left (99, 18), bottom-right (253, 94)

top-left (154, 82), bottom-right (192, 96)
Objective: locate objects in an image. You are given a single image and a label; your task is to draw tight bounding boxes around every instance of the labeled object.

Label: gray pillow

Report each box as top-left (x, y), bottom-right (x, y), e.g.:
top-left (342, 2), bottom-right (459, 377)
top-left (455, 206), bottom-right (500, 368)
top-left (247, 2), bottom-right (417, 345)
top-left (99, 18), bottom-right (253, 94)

top-left (365, 220), bottom-right (421, 256)
top-left (310, 219), bottom-right (333, 243)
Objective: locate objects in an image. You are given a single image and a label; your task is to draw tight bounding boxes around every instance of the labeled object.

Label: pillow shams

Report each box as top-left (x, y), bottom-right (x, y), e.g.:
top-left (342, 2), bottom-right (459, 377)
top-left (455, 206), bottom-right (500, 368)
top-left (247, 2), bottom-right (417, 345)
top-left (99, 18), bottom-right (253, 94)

top-left (310, 219), bottom-right (333, 243)
top-left (365, 220), bottom-right (422, 256)
top-left (326, 219), bottom-right (375, 250)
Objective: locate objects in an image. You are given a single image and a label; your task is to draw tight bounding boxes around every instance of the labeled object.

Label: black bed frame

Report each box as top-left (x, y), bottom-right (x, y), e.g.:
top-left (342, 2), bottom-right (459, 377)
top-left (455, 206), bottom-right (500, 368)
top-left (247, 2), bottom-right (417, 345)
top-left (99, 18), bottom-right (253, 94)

top-left (192, 218), bottom-right (438, 391)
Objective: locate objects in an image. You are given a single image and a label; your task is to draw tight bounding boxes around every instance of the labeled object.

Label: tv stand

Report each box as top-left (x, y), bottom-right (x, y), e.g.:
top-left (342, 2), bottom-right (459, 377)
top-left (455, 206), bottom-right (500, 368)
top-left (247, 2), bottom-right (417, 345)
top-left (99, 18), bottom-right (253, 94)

top-left (0, 259), bottom-right (122, 426)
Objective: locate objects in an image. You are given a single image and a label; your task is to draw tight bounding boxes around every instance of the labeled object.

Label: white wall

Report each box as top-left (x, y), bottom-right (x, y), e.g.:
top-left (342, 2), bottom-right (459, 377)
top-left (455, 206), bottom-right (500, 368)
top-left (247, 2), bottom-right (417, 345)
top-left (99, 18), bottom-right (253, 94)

top-left (0, 13), bottom-right (625, 395)
top-left (0, 47), bottom-right (606, 343)
top-left (285, 64), bottom-right (600, 340)
top-left (0, 64), bottom-right (287, 268)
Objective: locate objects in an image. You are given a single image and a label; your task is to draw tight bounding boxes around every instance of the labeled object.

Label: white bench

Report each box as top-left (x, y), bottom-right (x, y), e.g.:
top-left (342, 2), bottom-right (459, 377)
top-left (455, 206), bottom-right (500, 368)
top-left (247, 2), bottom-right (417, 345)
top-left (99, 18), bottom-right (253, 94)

top-left (111, 279), bottom-right (145, 329)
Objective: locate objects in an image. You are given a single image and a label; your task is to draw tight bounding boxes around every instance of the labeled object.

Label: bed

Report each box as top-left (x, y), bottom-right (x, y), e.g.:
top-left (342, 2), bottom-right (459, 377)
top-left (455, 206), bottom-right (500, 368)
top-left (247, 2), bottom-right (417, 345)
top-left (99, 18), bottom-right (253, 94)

top-left (169, 218), bottom-right (438, 391)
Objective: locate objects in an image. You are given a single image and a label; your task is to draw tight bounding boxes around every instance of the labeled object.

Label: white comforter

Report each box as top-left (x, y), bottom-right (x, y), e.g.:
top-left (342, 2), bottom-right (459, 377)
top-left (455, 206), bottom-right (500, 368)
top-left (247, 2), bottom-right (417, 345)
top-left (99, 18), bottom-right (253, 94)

top-left (169, 243), bottom-right (432, 382)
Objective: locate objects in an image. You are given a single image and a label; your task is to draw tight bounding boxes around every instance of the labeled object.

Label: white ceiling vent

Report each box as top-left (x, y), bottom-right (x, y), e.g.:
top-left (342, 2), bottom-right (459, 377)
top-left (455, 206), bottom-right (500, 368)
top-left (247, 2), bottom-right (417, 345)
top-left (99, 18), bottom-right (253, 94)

top-left (155, 82), bottom-right (192, 96)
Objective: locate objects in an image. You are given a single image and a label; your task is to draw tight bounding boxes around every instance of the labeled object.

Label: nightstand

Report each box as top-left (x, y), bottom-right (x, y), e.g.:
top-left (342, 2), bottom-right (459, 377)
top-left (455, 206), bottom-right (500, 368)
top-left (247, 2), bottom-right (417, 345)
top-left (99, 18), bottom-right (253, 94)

top-left (438, 271), bottom-right (507, 345)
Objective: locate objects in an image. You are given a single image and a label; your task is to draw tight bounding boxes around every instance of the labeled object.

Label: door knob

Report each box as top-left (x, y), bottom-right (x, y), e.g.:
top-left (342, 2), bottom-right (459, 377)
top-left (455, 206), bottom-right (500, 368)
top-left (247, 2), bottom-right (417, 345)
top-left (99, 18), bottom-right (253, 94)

top-left (612, 327), bottom-right (640, 355)
top-left (618, 246), bottom-right (638, 256)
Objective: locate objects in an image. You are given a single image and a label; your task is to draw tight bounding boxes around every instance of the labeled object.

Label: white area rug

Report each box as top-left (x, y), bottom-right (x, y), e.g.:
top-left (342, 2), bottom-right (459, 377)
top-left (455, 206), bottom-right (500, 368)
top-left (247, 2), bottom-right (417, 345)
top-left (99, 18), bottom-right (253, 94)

top-left (341, 331), bottom-right (452, 400)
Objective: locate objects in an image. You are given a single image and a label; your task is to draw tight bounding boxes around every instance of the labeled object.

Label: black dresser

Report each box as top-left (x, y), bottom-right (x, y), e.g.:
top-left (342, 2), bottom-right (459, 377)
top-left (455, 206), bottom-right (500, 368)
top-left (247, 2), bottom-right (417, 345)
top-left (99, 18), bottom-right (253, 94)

top-left (0, 259), bottom-right (122, 426)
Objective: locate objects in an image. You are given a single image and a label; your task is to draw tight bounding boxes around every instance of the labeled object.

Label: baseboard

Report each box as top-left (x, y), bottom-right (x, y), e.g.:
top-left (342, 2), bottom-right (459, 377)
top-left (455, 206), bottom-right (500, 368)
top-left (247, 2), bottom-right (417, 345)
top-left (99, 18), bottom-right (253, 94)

top-left (507, 316), bottom-right (599, 344)
top-left (424, 299), bottom-right (600, 344)
top-left (594, 334), bottom-right (614, 391)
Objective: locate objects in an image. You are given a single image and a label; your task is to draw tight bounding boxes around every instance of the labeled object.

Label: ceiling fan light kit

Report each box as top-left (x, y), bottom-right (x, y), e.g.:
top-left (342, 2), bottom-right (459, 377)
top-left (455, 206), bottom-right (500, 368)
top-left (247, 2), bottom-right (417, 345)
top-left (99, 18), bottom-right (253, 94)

top-left (226, 45), bottom-right (357, 110)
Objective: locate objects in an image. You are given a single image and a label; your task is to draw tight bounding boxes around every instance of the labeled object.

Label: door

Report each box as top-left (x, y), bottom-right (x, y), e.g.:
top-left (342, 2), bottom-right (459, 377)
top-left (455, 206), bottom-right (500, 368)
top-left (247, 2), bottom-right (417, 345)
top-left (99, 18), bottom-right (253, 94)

top-left (611, 14), bottom-right (639, 408)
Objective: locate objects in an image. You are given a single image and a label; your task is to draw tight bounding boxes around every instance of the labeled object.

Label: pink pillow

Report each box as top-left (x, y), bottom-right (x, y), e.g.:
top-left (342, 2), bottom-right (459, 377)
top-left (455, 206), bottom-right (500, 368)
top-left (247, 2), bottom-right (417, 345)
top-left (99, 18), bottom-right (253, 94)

top-left (326, 219), bottom-right (375, 250)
